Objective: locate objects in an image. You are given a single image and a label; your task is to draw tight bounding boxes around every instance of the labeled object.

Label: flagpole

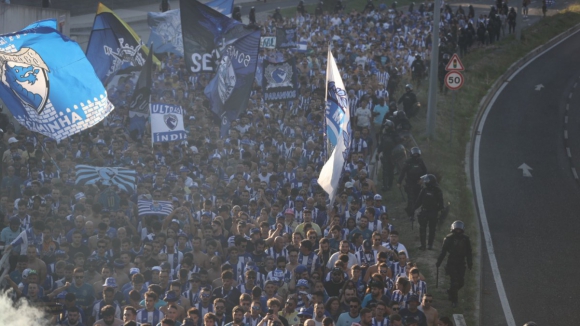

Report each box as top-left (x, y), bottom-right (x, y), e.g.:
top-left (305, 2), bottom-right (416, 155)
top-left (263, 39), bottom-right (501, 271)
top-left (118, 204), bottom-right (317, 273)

top-left (324, 45), bottom-right (331, 163)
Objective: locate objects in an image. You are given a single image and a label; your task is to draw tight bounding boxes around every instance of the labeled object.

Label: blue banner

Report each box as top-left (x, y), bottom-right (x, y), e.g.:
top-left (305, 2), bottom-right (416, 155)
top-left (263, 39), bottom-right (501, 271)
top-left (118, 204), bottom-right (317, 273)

top-left (0, 20), bottom-right (114, 140)
top-left (262, 58), bottom-right (299, 102)
top-left (180, 1), bottom-right (260, 136)
top-left (147, 9), bottom-right (183, 56)
top-left (206, 0), bottom-right (235, 17)
top-left (86, 3), bottom-right (157, 85)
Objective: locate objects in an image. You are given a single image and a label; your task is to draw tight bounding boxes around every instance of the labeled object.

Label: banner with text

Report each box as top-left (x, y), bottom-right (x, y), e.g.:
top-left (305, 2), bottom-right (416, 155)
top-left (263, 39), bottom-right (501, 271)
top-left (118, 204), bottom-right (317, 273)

top-left (262, 58), bottom-right (299, 102)
top-left (276, 27), bottom-right (297, 49)
top-left (150, 103), bottom-right (187, 144)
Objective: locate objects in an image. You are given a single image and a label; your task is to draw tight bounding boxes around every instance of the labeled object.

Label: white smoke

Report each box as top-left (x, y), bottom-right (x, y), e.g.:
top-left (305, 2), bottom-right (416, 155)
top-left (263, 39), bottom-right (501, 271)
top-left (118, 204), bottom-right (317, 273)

top-left (0, 291), bottom-right (51, 325)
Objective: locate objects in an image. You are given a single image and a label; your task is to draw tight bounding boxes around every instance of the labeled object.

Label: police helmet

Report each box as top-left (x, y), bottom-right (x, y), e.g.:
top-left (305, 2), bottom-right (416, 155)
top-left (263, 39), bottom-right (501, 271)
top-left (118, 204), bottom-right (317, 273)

top-left (382, 119), bottom-right (394, 130)
top-left (405, 84), bottom-right (413, 91)
top-left (523, 323), bottom-right (538, 326)
top-left (394, 110), bottom-right (407, 120)
top-left (410, 147), bottom-right (421, 157)
top-left (451, 220), bottom-right (465, 231)
top-left (421, 174), bottom-right (437, 186)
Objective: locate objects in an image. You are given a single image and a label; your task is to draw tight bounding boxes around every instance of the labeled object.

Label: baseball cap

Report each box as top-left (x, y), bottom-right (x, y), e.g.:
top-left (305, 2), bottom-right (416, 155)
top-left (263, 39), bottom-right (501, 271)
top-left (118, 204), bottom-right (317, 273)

top-left (345, 182), bottom-right (354, 188)
top-left (8, 137), bottom-right (18, 144)
top-left (295, 265), bottom-right (308, 275)
top-left (102, 277), bottom-right (118, 288)
top-left (250, 228), bottom-right (261, 235)
top-left (284, 208), bottom-right (295, 215)
top-left (374, 194), bottom-right (382, 200)
top-left (297, 307), bottom-right (313, 317)
top-left (164, 291), bottom-right (178, 302)
top-left (129, 268), bottom-right (141, 275)
top-left (296, 279), bottom-right (310, 289)
top-left (295, 196), bottom-right (304, 202)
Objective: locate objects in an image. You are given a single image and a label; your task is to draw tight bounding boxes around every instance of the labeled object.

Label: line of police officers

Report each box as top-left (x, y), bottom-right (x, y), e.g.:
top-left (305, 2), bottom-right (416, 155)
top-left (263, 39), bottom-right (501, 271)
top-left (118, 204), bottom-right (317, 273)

top-left (377, 92), bottom-right (473, 307)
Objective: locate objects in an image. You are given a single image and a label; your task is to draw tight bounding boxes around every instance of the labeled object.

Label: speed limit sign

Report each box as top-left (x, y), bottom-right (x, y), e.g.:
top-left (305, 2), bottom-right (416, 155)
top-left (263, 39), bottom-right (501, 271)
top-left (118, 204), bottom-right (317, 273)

top-left (445, 71), bottom-right (464, 90)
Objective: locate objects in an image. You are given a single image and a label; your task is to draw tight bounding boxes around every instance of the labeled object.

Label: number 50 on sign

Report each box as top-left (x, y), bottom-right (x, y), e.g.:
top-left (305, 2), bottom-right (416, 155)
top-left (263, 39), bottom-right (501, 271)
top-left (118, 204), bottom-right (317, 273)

top-left (445, 71), bottom-right (464, 90)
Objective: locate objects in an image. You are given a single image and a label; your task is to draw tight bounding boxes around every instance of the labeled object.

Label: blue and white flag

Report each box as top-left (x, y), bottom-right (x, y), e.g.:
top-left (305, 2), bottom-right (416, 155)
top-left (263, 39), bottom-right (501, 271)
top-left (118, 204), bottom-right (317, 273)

top-left (295, 41), bottom-right (308, 53)
top-left (180, 0), bottom-right (260, 136)
top-left (206, 0), bottom-right (235, 17)
top-left (75, 165), bottom-right (137, 193)
top-left (86, 3), bottom-right (158, 85)
top-left (0, 20), bottom-right (114, 141)
top-left (150, 103), bottom-right (187, 144)
top-left (138, 200), bottom-right (173, 216)
top-left (317, 50), bottom-right (351, 203)
top-left (147, 9), bottom-right (184, 56)
top-left (146, 0), bottom-right (233, 56)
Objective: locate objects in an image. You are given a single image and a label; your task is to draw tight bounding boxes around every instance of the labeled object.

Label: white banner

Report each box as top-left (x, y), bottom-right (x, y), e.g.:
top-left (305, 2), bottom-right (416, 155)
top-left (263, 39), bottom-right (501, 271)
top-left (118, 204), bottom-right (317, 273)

top-left (260, 36), bottom-right (276, 49)
top-left (150, 103), bottom-right (187, 144)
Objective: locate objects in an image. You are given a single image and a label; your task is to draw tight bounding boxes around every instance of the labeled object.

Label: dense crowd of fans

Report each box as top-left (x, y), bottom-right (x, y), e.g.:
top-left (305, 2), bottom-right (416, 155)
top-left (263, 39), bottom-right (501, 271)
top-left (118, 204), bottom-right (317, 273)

top-left (0, 0), bottom-right (505, 325)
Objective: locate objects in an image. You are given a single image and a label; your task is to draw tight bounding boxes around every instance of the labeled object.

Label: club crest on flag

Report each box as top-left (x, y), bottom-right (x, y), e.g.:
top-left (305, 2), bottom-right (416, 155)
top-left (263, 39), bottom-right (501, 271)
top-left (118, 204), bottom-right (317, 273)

top-left (150, 201), bottom-right (163, 212)
top-left (217, 55), bottom-right (236, 104)
top-left (265, 62), bottom-right (293, 89)
top-left (164, 113), bottom-right (178, 130)
top-left (104, 38), bottom-right (145, 77)
top-left (0, 47), bottom-right (50, 115)
top-left (328, 81), bottom-right (348, 109)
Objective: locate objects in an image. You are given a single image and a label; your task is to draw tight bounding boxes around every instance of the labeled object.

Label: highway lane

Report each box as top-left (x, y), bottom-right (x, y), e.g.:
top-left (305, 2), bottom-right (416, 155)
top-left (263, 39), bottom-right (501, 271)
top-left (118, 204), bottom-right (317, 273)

top-left (476, 30), bottom-right (580, 325)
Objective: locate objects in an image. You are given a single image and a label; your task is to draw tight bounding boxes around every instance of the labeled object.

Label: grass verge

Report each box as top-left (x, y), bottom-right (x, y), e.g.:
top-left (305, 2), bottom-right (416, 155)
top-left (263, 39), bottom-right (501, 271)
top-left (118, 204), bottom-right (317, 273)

top-left (378, 4), bottom-right (580, 325)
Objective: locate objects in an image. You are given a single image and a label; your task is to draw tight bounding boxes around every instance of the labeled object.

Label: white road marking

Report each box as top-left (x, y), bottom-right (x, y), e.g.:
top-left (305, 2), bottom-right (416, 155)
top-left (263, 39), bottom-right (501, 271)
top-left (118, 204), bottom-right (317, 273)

top-left (570, 93), bottom-right (574, 99)
top-left (473, 26), bottom-right (580, 326)
top-left (565, 116), bottom-right (569, 124)
top-left (567, 147), bottom-right (572, 157)
top-left (565, 130), bottom-right (568, 139)
top-left (573, 167), bottom-right (579, 179)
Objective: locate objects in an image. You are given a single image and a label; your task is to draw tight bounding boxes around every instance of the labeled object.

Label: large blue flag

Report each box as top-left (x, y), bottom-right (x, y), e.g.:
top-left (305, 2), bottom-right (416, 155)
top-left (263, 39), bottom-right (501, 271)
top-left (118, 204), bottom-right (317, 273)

top-left (0, 20), bottom-right (114, 140)
top-left (318, 50), bottom-right (351, 203)
top-left (180, 0), bottom-right (260, 136)
top-left (147, 9), bottom-right (183, 56)
top-left (206, 0), bottom-right (235, 17)
top-left (86, 3), bottom-right (158, 85)
top-left (147, 0), bottom-right (234, 57)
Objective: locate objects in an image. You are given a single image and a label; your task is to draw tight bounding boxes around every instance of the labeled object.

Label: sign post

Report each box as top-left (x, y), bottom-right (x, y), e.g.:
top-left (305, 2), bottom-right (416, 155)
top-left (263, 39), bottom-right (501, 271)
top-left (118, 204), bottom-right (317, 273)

top-left (445, 54), bottom-right (464, 143)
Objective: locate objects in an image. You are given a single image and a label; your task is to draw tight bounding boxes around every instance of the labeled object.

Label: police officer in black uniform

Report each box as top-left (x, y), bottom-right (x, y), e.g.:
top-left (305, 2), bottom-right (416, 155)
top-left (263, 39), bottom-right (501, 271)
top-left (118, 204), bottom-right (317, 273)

top-left (297, 1), bottom-right (307, 15)
top-left (377, 120), bottom-right (399, 191)
top-left (411, 54), bottom-right (425, 88)
top-left (273, 7), bottom-right (283, 22)
top-left (397, 147), bottom-right (427, 219)
top-left (436, 220), bottom-right (473, 307)
top-left (414, 174), bottom-right (444, 250)
top-left (249, 7), bottom-right (256, 25)
top-left (315, 2), bottom-right (324, 16)
top-left (233, 6), bottom-right (242, 22)
top-left (397, 84), bottom-right (419, 118)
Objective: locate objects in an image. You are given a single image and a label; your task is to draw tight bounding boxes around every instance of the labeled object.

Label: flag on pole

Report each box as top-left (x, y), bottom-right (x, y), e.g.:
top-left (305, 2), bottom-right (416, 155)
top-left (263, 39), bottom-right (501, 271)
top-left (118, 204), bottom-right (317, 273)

top-left (0, 20), bottom-right (114, 140)
top-left (317, 50), bottom-right (351, 204)
top-left (150, 103), bottom-right (187, 144)
top-left (128, 46), bottom-right (153, 136)
top-left (86, 3), bottom-right (158, 85)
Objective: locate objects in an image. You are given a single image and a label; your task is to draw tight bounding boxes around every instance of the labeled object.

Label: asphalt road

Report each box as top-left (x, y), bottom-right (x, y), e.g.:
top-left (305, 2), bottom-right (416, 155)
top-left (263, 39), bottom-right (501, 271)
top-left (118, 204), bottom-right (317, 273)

top-left (476, 29), bottom-right (580, 325)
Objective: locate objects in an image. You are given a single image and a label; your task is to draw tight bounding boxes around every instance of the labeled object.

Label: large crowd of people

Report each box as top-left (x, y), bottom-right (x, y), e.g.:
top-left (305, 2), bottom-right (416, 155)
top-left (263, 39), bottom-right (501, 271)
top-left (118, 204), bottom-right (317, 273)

top-left (0, 0), bottom-right (498, 325)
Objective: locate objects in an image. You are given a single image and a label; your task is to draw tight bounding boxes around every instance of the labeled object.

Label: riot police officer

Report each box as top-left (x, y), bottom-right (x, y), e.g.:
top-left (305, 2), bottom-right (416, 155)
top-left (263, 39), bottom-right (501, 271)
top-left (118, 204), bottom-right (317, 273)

top-left (415, 174), bottom-right (444, 250)
top-left (377, 120), bottom-right (399, 191)
top-left (273, 7), bottom-right (283, 21)
top-left (436, 221), bottom-right (473, 307)
top-left (297, 0), bottom-right (307, 15)
top-left (249, 7), bottom-right (256, 24)
top-left (233, 6), bottom-right (242, 22)
top-left (411, 55), bottom-right (426, 88)
top-left (315, 2), bottom-right (324, 16)
top-left (397, 147), bottom-right (427, 219)
top-left (397, 84), bottom-right (419, 118)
